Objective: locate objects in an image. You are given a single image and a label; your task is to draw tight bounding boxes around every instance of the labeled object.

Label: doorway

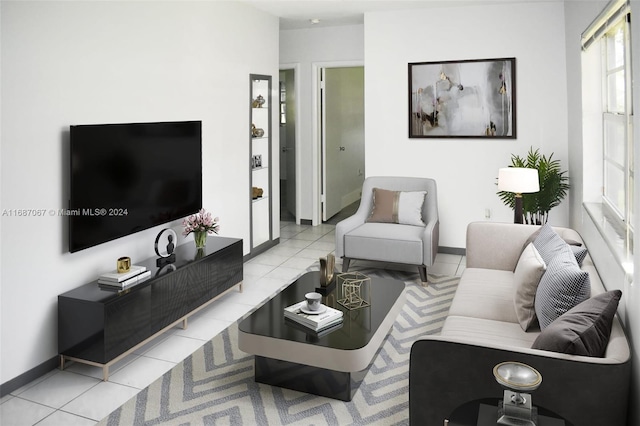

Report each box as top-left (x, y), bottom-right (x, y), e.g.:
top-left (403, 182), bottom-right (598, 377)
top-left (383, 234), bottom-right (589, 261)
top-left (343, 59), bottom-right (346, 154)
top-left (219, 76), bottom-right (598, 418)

top-left (321, 66), bottom-right (365, 223)
top-left (279, 68), bottom-right (296, 222)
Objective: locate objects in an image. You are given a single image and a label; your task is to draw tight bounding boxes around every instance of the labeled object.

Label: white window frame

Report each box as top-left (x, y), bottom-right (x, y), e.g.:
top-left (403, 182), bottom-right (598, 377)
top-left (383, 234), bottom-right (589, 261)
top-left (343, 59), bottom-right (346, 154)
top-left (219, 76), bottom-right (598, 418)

top-left (581, 0), bottom-right (634, 270)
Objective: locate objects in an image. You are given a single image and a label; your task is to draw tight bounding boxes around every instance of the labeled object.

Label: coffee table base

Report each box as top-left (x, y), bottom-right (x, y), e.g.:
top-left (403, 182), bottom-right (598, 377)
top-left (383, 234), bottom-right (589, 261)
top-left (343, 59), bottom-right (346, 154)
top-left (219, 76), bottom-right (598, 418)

top-left (255, 355), bottom-right (368, 402)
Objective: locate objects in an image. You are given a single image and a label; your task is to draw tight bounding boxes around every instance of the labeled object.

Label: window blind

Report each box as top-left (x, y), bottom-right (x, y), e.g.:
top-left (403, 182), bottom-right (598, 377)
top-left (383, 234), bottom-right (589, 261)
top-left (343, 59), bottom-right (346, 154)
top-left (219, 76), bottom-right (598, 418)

top-left (581, 0), bottom-right (630, 51)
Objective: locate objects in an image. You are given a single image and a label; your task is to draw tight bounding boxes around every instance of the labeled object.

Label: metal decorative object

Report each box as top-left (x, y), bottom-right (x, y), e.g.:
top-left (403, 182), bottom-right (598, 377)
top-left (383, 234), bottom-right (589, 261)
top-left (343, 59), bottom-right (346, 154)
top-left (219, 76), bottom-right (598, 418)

top-left (252, 94), bottom-right (265, 108)
top-left (251, 124), bottom-right (265, 138)
top-left (315, 253), bottom-right (336, 295)
top-left (337, 272), bottom-right (371, 310)
top-left (154, 228), bottom-right (177, 267)
top-left (493, 361), bottom-right (543, 426)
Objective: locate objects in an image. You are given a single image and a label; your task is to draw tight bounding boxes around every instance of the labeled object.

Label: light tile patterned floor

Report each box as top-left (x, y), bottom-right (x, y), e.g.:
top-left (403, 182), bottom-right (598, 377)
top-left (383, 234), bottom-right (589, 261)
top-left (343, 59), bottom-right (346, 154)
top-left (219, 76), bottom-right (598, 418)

top-left (0, 222), bottom-right (465, 426)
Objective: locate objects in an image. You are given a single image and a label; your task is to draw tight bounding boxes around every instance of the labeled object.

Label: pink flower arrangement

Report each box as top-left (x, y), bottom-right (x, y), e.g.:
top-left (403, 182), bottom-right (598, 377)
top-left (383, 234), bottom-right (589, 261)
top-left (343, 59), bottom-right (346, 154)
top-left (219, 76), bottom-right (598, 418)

top-left (182, 208), bottom-right (220, 236)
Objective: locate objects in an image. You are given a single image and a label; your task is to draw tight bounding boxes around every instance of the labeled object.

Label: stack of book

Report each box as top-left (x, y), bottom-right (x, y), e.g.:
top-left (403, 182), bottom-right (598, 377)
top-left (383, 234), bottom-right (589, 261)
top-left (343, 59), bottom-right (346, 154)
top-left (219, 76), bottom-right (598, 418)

top-left (98, 265), bottom-right (151, 289)
top-left (284, 301), bottom-right (343, 332)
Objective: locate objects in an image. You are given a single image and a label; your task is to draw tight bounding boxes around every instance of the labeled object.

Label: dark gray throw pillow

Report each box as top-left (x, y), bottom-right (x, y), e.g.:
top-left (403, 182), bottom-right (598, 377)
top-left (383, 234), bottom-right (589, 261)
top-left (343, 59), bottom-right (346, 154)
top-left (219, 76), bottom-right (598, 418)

top-left (532, 290), bottom-right (622, 357)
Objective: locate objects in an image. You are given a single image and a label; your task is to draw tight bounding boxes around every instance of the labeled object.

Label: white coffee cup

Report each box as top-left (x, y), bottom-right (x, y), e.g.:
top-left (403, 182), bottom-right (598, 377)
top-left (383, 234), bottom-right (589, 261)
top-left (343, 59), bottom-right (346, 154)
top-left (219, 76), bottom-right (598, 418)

top-left (305, 292), bottom-right (322, 311)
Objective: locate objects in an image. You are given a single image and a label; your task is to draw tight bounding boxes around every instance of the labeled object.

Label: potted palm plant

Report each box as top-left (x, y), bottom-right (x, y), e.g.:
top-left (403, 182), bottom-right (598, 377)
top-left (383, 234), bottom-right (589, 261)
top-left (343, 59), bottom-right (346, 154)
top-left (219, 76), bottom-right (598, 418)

top-left (497, 147), bottom-right (570, 224)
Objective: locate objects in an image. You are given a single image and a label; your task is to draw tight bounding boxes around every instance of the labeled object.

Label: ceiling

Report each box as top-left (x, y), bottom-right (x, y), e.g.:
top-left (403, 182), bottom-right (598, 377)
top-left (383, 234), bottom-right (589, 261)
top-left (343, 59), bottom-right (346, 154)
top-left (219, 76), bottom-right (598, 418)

top-left (239, 0), bottom-right (553, 30)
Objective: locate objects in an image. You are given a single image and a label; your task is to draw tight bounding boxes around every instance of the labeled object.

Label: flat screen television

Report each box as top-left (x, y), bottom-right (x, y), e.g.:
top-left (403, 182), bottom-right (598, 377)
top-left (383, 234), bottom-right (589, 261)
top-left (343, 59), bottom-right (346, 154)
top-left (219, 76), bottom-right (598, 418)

top-left (69, 120), bottom-right (202, 253)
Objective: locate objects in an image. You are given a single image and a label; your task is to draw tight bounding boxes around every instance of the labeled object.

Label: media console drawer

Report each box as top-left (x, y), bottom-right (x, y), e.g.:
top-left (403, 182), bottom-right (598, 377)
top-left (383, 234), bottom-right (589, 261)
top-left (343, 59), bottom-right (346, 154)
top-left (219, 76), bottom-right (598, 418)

top-left (58, 237), bottom-right (243, 379)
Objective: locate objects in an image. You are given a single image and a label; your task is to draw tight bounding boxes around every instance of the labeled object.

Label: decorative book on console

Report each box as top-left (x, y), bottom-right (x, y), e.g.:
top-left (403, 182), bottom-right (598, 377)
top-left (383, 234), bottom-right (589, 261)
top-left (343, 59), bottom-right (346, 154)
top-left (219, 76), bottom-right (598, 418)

top-left (98, 265), bottom-right (150, 289)
top-left (284, 301), bottom-right (343, 332)
top-left (99, 265), bottom-right (147, 282)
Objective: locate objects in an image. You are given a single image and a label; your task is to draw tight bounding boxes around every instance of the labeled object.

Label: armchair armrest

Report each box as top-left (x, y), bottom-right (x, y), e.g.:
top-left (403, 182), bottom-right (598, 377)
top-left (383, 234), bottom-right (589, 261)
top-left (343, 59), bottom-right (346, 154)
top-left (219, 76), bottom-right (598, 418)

top-left (335, 204), bottom-right (370, 259)
top-left (409, 337), bottom-right (630, 426)
top-left (421, 218), bottom-right (439, 267)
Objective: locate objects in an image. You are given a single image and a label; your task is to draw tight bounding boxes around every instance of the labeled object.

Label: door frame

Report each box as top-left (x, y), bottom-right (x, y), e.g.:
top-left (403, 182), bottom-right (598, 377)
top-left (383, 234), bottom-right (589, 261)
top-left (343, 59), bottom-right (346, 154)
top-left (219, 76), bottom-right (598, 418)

top-left (312, 60), bottom-right (364, 226)
top-left (279, 63), bottom-right (302, 224)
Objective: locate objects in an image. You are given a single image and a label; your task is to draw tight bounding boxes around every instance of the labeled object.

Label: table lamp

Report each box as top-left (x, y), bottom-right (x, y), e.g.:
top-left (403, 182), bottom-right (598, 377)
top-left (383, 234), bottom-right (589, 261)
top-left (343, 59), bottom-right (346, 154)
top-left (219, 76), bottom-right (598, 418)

top-left (493, 361), bottom-right (543, 426)
top-left (498, 167), bottom-right (540, 224)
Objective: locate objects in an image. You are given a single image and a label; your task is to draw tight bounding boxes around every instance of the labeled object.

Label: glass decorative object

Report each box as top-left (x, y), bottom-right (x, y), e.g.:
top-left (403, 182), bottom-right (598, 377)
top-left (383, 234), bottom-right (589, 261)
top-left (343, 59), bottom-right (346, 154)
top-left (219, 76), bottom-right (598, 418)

top-left (193, 231), bottom-right (207, 249)
top-left (337, 272), bottom-right (371, 310)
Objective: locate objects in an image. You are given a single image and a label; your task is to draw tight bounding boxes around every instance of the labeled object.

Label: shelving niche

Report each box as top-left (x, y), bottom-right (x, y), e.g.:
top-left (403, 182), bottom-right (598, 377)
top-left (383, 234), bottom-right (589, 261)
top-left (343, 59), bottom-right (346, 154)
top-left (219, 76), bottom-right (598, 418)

top-left (249, 74), bottom-right (275, 255)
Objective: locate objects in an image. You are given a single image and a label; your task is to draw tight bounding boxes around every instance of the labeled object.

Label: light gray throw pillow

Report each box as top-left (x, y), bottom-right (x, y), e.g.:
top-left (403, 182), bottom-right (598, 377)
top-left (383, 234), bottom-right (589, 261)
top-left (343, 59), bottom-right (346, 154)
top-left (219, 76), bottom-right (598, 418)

top-left (535, 243), bottom-right (591, 330)
top-left (532, 223), bottom-right (569, 265)
top-left (513, 243), bottom-right (547, 331)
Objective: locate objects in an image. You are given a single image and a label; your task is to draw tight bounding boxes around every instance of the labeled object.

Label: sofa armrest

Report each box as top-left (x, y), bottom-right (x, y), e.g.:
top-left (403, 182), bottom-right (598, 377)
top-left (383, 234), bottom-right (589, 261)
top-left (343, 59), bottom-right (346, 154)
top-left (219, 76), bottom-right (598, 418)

top-left (409, 337), bottom-right (630, 426)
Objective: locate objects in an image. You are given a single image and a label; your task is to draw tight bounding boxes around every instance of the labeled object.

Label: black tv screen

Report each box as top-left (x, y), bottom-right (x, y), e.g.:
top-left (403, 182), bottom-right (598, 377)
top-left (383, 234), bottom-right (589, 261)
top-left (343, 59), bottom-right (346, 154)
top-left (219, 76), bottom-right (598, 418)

top-left (69, 121), bottom-right (202, 253)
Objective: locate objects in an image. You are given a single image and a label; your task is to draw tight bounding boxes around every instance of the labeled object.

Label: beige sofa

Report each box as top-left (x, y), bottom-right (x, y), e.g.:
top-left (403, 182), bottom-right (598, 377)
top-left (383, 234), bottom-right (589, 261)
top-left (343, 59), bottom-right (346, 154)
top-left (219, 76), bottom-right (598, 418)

top-left (409, 222), bottom-right (631, 426)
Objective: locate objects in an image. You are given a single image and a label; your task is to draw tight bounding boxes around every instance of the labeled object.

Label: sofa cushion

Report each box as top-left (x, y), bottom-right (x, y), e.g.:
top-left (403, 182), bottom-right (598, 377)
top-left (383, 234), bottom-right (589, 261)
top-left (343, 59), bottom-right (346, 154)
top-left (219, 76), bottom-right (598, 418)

top-left (366, 188), bottom-right (426, 226)
top-left (448, 268), bottom-right (519, 323)
top-left (513, 243), bottom-right (546, 331)
top-left (532, 290), bottom-right (622, 357)
top-left (535, 244), bottom-right (591, 329)
top-left (441, 315), bottom-right (539, 348)
top-left (344, 222), bottom-right (424, 264)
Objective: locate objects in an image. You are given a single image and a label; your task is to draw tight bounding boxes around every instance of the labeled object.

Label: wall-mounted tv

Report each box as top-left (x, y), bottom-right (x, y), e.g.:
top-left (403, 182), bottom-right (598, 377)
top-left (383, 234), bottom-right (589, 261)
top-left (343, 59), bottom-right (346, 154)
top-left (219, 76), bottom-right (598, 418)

top-left (69, 121), bottom-right (202, 253)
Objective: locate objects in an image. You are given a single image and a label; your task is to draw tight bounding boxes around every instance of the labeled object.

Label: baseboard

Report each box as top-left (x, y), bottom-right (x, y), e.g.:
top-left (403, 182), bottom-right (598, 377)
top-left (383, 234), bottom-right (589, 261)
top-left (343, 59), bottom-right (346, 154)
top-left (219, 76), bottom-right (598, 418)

top-left (300, 219), bottom-right (312, 226)
top-left (1, 356), bottom-right (59, 398)
top-left (438, 246), bottom-right (466, 256)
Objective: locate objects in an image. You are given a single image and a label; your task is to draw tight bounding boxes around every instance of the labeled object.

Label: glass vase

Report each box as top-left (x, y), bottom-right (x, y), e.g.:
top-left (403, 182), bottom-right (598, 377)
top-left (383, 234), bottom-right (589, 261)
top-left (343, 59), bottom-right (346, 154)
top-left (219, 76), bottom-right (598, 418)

top-left (193, 231), bottom-right (208, 249)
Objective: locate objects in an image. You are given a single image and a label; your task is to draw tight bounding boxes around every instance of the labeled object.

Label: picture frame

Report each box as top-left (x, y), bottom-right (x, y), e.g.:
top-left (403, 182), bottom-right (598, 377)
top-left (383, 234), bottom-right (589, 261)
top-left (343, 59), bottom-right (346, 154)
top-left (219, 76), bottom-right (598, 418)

top-left (408, 57), bottom-right (516, 138)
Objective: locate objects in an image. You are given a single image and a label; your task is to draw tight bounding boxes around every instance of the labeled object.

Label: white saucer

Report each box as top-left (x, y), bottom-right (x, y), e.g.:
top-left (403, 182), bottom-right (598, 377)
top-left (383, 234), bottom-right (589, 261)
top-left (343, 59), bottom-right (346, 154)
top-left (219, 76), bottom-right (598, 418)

top-left (300, 304), bottom-right (327, 315)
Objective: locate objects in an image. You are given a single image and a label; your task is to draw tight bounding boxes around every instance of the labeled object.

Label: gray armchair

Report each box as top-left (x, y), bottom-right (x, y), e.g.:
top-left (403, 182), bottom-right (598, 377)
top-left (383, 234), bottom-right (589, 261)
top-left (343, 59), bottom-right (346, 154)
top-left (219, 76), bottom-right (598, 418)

top-left (335, 176), bottom-right (439, 282)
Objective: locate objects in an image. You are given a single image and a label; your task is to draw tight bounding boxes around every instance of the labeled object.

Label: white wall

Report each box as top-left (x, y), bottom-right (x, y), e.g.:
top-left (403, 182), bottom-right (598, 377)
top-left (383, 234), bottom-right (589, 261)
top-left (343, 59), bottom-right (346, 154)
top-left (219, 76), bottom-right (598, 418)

top-left (364, 2), bottom-right (570, 248)
top-left (280, 24), bottom-right (364, 222)
top-left (0, 1), bottom-right (279, 385)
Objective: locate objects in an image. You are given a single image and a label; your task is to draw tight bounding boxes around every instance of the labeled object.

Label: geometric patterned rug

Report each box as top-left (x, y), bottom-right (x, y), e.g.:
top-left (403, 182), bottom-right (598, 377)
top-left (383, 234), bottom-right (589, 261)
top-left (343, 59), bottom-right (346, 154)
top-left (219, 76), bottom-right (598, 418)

top-left (99, 267), bottom-right (459, 426)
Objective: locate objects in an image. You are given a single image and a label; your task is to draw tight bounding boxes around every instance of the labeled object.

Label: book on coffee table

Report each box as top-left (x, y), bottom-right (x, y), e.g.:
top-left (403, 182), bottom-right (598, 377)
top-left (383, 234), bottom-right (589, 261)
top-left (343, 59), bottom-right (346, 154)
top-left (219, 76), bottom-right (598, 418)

top-left (284, 316), bottom-right (344, 336)
top-left (284, 301), bottom-right (343, 331)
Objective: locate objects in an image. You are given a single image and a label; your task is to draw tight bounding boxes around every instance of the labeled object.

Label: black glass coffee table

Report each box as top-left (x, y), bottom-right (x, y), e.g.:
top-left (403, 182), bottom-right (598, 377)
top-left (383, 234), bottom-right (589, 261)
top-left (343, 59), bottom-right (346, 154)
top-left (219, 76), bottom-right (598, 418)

top-left (238, 271), bottom-right (406, 401)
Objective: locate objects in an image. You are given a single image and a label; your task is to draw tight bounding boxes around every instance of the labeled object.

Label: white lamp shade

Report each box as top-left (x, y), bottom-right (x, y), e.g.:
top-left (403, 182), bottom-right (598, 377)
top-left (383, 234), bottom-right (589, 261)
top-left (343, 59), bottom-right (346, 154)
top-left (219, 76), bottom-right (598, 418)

top-left (498, 168), bottom-right (540, 193)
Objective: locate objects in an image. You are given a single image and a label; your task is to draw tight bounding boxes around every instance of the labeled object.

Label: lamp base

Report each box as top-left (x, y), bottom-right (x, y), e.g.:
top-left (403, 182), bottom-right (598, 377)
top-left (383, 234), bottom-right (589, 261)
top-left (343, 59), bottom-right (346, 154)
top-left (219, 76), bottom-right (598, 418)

top-left (497, 390), bottom-right (538, 426)
top-left (514, 194), bottom-right (524, 224)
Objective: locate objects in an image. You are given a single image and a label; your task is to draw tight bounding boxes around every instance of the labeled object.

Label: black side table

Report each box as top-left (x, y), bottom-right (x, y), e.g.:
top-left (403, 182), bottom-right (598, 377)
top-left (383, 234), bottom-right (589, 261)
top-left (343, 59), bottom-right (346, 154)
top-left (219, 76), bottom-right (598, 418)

top-left (446, 398), bottom-right (571, 426)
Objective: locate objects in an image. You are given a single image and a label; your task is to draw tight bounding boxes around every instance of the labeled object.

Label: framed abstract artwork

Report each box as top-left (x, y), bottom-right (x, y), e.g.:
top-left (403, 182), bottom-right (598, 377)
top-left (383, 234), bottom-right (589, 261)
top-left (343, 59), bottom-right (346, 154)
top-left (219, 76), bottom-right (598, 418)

top-left (409, 57), bottom-right (516, 138)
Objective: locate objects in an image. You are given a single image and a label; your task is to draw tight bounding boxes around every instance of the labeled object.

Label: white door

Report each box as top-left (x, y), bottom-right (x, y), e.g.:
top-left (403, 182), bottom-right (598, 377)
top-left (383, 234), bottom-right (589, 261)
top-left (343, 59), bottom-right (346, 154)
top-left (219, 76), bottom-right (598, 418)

top-left (322, 66), bottom-right (365, 221)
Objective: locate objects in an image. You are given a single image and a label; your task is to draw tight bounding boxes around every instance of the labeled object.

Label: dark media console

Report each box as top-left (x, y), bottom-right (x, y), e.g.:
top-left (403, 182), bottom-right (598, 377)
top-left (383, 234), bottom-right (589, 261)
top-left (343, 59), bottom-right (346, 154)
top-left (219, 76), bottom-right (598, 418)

top-left (58, 236), bottom-right (242, 380)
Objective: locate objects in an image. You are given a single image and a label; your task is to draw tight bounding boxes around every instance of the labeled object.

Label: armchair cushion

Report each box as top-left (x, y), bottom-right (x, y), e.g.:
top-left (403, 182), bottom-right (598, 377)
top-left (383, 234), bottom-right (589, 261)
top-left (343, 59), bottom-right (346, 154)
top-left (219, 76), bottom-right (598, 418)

top-left (366, 188), bottom-right (426, 226)
top-left (343, 223), bottom-right (424, 265)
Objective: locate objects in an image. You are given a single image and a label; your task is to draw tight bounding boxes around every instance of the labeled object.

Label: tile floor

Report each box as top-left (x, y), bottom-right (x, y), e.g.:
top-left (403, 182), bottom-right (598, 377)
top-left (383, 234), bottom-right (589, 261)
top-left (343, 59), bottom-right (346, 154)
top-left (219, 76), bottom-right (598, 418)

top-left (0, 222), bottom-right (466, 426)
